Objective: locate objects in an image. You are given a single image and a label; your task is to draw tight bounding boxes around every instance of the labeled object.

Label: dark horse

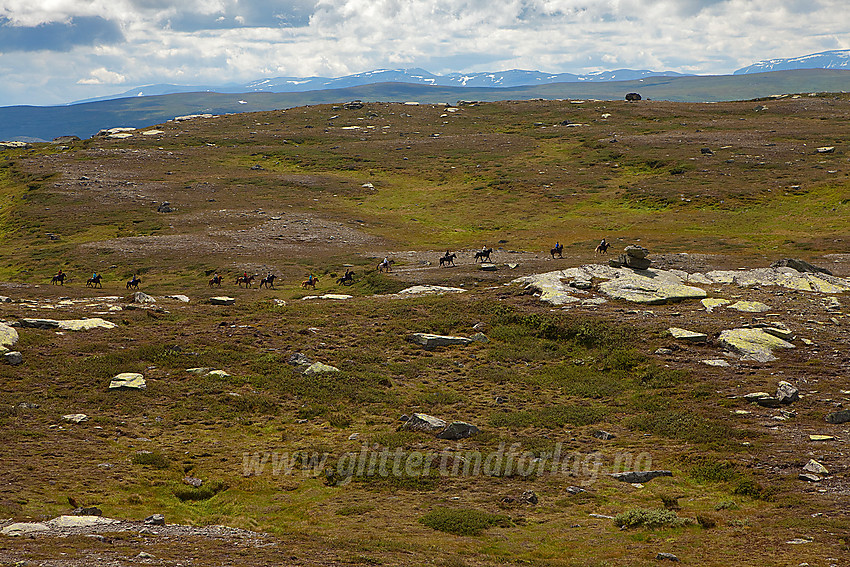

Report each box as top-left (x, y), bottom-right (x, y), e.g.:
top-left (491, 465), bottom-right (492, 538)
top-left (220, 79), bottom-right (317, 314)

top-left (474, 248), bottom-right (493, 263)
top-left (595, 241), bottom-right (610, 255)
top-left (209, 274), bottom-right (222, 287)
top-left (236, 274), bottom-right (255, 288)
top-left (51, 272), bottom-right (66, 285)
top-left (126, 275), bottom-right (141, 290)
top-left (336, 270), bottom-right (355, 286)
top-left (550, 244), bottom-right (564, 259)
top-left (86, 274), bottom-right (102, 288)
top-left (259, 274), bottom-right (277, 289)
top-left (439, 253), bottom-right (456, 267)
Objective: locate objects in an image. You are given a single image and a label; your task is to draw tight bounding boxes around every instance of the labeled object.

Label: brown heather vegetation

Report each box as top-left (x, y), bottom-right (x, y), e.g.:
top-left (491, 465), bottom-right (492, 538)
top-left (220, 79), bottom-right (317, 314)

top-left (0, 94), bottom-right (848, 566)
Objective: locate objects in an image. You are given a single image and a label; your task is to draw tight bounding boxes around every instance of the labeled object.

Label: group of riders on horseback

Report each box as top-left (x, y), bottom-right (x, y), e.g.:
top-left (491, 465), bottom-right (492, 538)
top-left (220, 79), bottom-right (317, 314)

top-left (50, 239), bottom-right (611, 289)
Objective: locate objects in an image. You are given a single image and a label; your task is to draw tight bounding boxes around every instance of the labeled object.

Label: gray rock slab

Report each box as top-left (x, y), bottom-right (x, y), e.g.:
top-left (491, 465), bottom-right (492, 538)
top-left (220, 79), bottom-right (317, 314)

top-left (19, 318), bottom-right (60, 329)
top-left (598, 272), bottom-right (706, 304)
top-left (404, 413), bottom-right (446, 433)
top-left (395, 285), bottom-right (467, 296)
top-left (302, 362), bottom-right (340, 375)
top-left (825, 409), bottom-right (850, 424)
top-left (437, 421), bottom-right (480, 440)
top-left (209, 296), bottom-right (235, 305)
top-left (48, 515), bottom-right (119, 528)
top-left (776, 381), bottom-right (799, 404)
top-left (478, 263), bottom-right (498, 271)
top-left (669, 327), bottom-right (707, 342)
top-left (58, 318), bottom-right (117, 331)
top-left (718, 328), bottom-right (795, 362)
top-left (109, 372), bottom-right (146, 390)
top-left (1, 522), bottom-right (49, 536)
top-left (409, 333), bottom-right (471, 349)
top-left (610, 470), bottom-right (672, 483)
top-left (4, 351), bottom-right (22, 365)
top-left (165, 295), bottom-right (190, 302)
top-left (130, 292), bottom-right (155, 303)
top-left (803, 459), bottom-right (829, 475)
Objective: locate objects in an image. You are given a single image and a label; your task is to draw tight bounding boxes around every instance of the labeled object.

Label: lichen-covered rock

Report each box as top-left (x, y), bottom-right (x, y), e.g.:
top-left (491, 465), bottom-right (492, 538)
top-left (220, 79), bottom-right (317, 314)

top-left (669, 327), bottom-right (707, 342)
top-left (825, 409), bottom-right (850, 424)
top-left (109, 373), bottom-right (146, 390)
top-left (728, 300), bottom-right (770, 313)
top-left (404, 413), bottom-right (446, 433)
top-left (701, 298), bottom-right (730, 312)
top-left (302, 362), bottom-right (339, 375)
top-left (0, 323), bottom-right (18, 347)
top-left (209, 296), bottom-right (235, 305)
top-left (718, 328), bottom-right (795, 362)
top-left (409, 333), bottom-right (472, 349)
top-left (57, 318), bottom-right (117, 331)
top-left (598, 272), bottom-right (706, 304)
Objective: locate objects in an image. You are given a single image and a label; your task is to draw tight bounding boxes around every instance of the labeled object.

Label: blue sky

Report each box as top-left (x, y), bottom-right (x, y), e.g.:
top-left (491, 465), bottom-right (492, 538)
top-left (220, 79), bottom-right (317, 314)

top-left (0, 0), bottom-right (847, 107)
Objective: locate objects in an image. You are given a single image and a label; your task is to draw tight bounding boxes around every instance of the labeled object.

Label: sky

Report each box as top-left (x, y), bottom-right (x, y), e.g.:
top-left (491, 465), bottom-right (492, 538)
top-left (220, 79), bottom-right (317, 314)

top-left (0, 0), bottom-right (847, 107)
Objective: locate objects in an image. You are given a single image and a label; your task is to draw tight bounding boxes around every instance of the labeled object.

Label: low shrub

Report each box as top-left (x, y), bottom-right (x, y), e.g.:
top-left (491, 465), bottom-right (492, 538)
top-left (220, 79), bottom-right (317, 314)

top-left (419, 507), bottom-right (512, 536)
top-left (131, 451), bottom-right (170, 469)
top-left (173, 480), bottom-right (229, 502)
top-left (614, 508), bottom-right (692, 529)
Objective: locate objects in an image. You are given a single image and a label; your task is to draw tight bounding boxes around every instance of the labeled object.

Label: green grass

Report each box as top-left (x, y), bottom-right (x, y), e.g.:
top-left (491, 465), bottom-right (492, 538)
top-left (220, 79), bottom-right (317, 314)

top-left (419, 507), bottom-right (512, 536)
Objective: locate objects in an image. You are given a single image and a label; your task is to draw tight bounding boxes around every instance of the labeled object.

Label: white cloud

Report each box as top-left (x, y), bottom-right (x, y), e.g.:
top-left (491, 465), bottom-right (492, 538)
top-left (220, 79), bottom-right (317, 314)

top-left (0, 0), bottom-right (849, 105)
top-left (76, 67), bottom-right (126, 85)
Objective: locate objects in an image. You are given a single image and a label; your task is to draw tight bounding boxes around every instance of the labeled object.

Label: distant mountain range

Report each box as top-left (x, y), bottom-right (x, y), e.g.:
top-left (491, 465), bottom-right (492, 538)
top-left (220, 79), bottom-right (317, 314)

top-left (4, 69), bottom-right (850, 143)
top-left (71, 68), bottom-right (694, 104)
top-left (734, 49), bottom-right (850, 74)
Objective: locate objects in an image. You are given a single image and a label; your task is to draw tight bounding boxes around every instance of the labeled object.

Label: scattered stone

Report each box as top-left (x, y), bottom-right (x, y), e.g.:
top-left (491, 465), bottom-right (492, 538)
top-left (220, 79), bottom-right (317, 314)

top-left (288, 353), bottom-right (312, 367)
top-left (1, 522), bottom-right (50, 536)
top-left (137, 552), bottom-right (154, 559)
top-left (776, 381), bottom-right (799, 404)
top-left (593, 430), bottom-right (616, 440)
top-left (165, 295), bottom-right (190, 302)
top-left (4, 351), bottom-right (22, 365)
top-left (809, 435), bottom-right (834, 441)
top-left (437, 421), bottom-right (480, 440)
top-left (479, 263), bottom-right (498, 271)
top-left (395, 285), bottom-right (467, 296)
top-left (656, 552), bottom-right (680, 562)
top-left (186, 367), bottom-right (212, 374)
top-left (157, 201), bottom-right (174, 213)
top-left (565, 486), bottom-right (586, 495)
top-left (785, 538), bottom-right (812, 544)
top-left (728, 300), bottom-right (770, 313)
top-left (0, 322), bottom-right (18, 347)
top-left (469, 332), bottom-right (489, 343)
top-left (770, 258), bottom-right (832, 275)
top-left (130, 292), bottom-right (156, 304)
top-left (816, 146), bottom-right (835, 153)
top-left (520, 490), bottom-right (538, 505)
top-left (183, 477), bottom-right (203, 488)
top-left (654, 348), bottom-right (673, 355)
top-left (610, 470), bottom-right (672, 483)
top-left (144, 514), bottom-right (165, 526)
top-left (718, 328), bottom-right (795, 362)
top-left (49, 515), bottom-right (118, 528)
top-left (63, 413), bottom-right (89, 423)
top-left (701, 298), bottom-right (731, 312)
top-left (19, 318), bottom-right (61, 329)
top-left (209, 297), bottom-right (235, 305)
top-left (109, 373), bottom-right (146, 390)
top-left (409, 333), bottom-right (471, 350)
top-left (206, 370), bottom-right (230, 378)
top-left (302, 362), bottom-right (340, 375)
top-left (744, 392), bottom-right (771, 401)
top-left (825, 409), bottom-right (850, 424)
top-left (598, 272), bottom-right (706, 304)
top-left (702, 359), bottom-right (731, 367)
top-left (803, 460), bottom-right (829, 475)
top-left (669, 327), bottom-right (707, 342)
top-left (73, 506), bottom-right (102, 516)
top-left (756, 397), bottom-right (782, 408)
top-left (403, 413), bottom-right (447, 433)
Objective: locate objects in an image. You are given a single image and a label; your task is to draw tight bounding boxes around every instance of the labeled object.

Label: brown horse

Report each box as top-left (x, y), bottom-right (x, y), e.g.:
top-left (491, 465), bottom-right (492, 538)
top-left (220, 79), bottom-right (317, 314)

top-left (550, 244), bottom-right (563, 259)
top-left (51, 272), bottom-right (67, 285)
top-left (439, 253), bottom-right (456, 267)
top-left (595, 241), bottom-right (610, 255)
top-left (126, 276), bottom-right (141, 290)
top-left (336, 270), bottom-right (355, 285)
top-left (236, 274), bottom-right (255, 288)
top-left (86, 274), bottom-right (102, 288)
top-left (209, 274), bottom-right (222, 287)
top-left (259, 274), bottom-right (276, 289)
top-left (301, 276), bottom-right (318, 289)
top-left (474, 248), bottom-right (492, 262)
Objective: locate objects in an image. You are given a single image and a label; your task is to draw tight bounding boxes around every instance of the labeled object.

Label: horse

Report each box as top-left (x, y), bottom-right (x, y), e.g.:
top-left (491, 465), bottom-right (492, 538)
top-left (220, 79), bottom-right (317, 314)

top-left (336, 271), bottom-right (355, 286)
top-left (126, 276), bottom-right (141, 290)
top-left (377, 259), bottom-right (394, 273)
top-left (439, 253), bottom-right (456, 267)
top-left (301, 276), bottom-right (318, 290)
top-left (474, 248), bottom-right (492, 263)
top-left (51, 273), bottom-right (66, 285)
top-left (595, 241), bottom-right (610, 255)
top-left (259, 274), bottom-right (276, 289)
top-left (86, 274), bottom-right (102, 288)
top-left (550, 244), bottom-right (564, 259)
top-left (236, 274), bottom-right (255, 288)
top-left (209, 274), bottom-right (222, 287)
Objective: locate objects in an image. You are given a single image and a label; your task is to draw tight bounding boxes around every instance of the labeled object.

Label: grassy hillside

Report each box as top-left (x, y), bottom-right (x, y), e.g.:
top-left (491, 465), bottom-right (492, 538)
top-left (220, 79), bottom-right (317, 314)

top-left (0, 95), bottom-right (848, 566)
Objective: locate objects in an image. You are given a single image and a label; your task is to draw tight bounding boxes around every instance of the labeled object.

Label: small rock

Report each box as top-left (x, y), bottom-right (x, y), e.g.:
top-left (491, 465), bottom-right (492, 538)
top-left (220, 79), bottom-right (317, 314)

top-left (809, 435), bottom-right (834, 441)
top-left (137, 552), bottom-right (154, 559)
top-left (656, 552), bottom-right (679, 562)
top-left (743, 392), bottom-right (771, 401)
top-left (209, 296), bottom-right (235, 306)
top-left (63, 413), bottom-right (89, 423)
top-left (798, 473), bottom-right (822, 482)
top-left (478, 263), bottom-right (498, 271)
top-left (702, 359), bottom-right (731, 367)
top-left (520, 490), bottom-right (538, 505)
top-left (825, 409), bottom-right (850, 424)
top-left (565, 486), bottom-right (586, 495)
top-left (776, 381), bottom-right (799, 404)
top-left (183, 477), bottom-right (203, 488)
top-left (302, 362), bottom-right (339, 375)
top-left (409, 333), bottom-right (471, 350)
top-left (593, 430), bottom-right (615, 440)
top-left (73, 506), bottom-right (102, 516)
top-left (803, 460), bottom-right (829, 475)
top-left (669, 327), bottom-right (707, 342)
top-left (4, 351), bottom-right (22, 365)
top-left (654, 348), bottom-right (673, 355)
top-left (403, 413), bottom-right (447, 433)
top-left (288, 353), bottom-right (312, 367)
top-left (469, 332), bottom-right (489, 343)
top-left (109, 373), bottom-right (146, 390)
top-left (756, 397), bottom-right (782, 408)
top-left (144, 514), bottom-right (165, 526)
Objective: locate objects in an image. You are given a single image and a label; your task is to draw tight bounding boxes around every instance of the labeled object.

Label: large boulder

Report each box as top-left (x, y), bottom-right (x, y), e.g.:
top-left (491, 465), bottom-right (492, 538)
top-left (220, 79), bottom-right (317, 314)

top-left (825, 410), bottom-right (850, 424)
top-left (57, 318), bottom-right (117, 331)
top-left (598, 271), bottom-right (706, 304)
top-left (718, 328), bottom-right (795, 362)
top-left (403, 413), bottom-right (447, 433)
top-left (776, 381), bottom-right (799, 404)
top-left (770, 258), bottom-right (832, 275)
top-left (19, 318), bottom-right (60, 329)
top-left (437, 421), bottom-right (480, 440)
top-left (302, 362), bottom-right (339, 375)
top-left (0, 323), bottom-right (18, 347)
